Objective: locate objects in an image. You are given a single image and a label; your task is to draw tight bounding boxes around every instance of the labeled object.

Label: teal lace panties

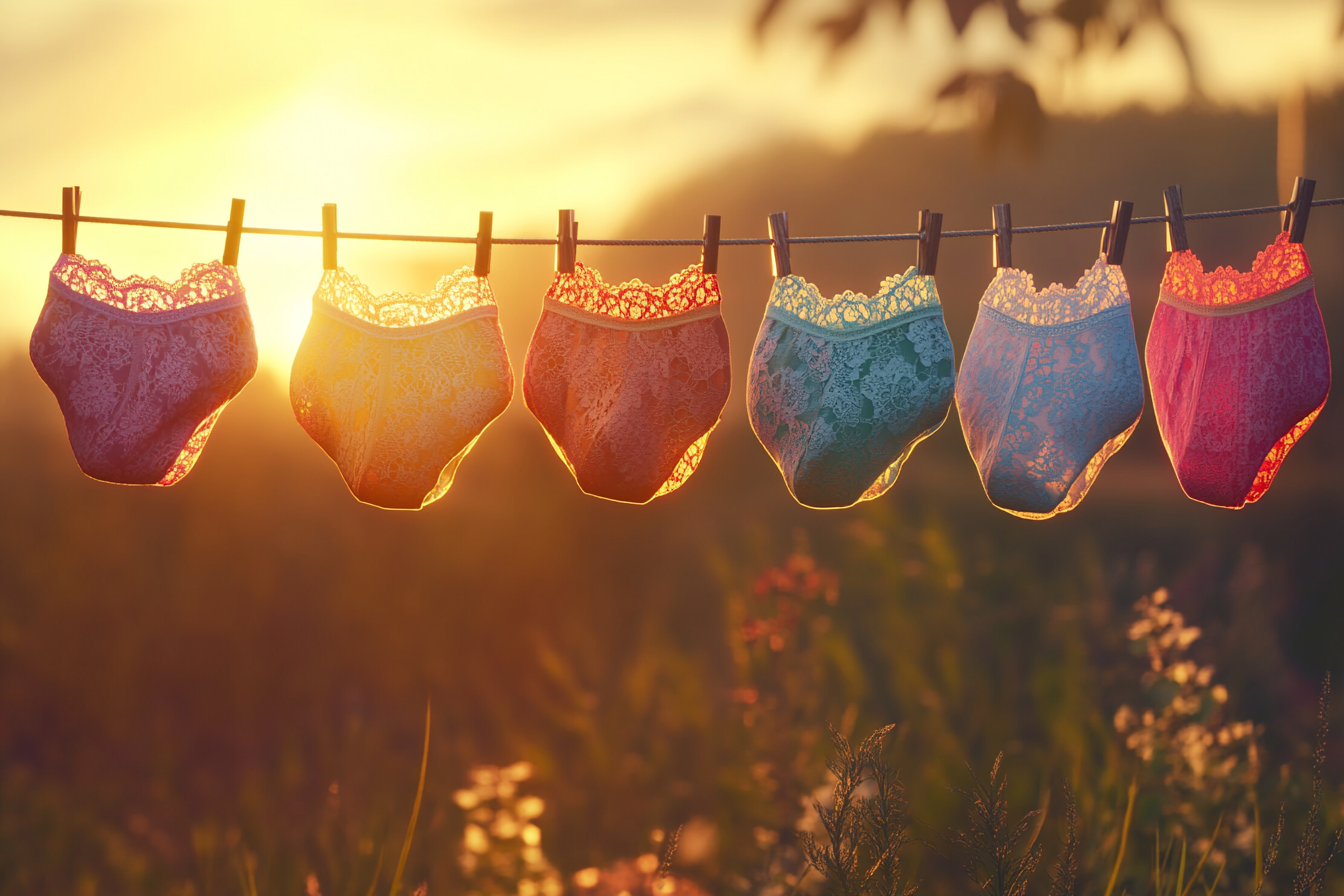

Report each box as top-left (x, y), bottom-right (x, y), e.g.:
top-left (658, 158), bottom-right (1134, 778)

top-left (747, 268), bottom-right (956, 508)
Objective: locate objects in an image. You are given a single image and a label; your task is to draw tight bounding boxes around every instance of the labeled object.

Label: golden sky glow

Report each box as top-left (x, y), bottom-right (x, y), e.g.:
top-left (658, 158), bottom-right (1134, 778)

top-left (1, 0), bottom-right (1341, 370)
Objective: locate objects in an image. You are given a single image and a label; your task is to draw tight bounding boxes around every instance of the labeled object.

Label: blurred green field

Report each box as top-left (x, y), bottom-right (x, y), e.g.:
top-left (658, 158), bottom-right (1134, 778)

top-left (1, 98), bottom-right (1342, 896)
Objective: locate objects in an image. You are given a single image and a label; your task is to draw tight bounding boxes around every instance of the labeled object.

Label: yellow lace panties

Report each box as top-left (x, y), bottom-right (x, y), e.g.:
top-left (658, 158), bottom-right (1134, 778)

top-left (290, 266), bottom-right (514, 509)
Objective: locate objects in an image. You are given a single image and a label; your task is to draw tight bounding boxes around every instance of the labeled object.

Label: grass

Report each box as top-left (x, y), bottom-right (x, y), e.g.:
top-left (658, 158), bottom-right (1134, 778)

top-left (798, 724), bottom-right (912, 896)
top-left (799, 674), bottom-right (1340, 896)
top-left (387, 702), bottom-right (431, 896)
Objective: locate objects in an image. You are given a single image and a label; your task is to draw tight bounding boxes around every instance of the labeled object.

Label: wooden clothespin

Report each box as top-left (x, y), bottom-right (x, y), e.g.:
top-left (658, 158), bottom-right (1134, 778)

top-left (768, 211), bottom-right (790, 277)
top-left (62, 186), bottom-right (82, 255)
top-left (557, 209), bottom-right (577, 273)
top-left (917, 209), bottom-right (943, 276)
top-left (1163, 185), bottom-right (1188, 252)
top-left (1100, 200), bottom-right (1134, 266)
top-left (474, 211), bottom-right (493, 277)
top-left (1283, 176), bottom-right (1316, 244)
top-left (701, 214), bottom-right (721, 275)
top-left (992, 203), bottom-right (1012, 269)
top-left (322, 203), bottom-right (338, 270)
top-left (222, 198), bottom-right (245, 267)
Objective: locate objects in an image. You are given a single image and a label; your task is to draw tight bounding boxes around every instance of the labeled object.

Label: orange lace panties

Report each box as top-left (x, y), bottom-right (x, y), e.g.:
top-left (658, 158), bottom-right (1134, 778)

top-left (523, 263), bottom-right (731, 504)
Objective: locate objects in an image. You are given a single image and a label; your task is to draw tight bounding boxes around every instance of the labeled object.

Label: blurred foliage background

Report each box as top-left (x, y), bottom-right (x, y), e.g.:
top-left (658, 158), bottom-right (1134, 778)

top-left (2, 88), bottom-right (1344, 896)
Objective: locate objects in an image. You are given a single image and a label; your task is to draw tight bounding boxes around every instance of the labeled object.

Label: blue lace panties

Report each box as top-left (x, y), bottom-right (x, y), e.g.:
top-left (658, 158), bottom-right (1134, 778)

top-left (956, 259), bottom-right (1144, 519)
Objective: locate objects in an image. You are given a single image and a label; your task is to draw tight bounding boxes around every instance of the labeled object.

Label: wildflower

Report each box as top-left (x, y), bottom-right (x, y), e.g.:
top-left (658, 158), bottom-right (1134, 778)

top-left (492, 812), bottom-right (520, 840)
top-left (459, 763), bottom-right (559, 896)
top-left (1114, 587), bottom-right (1262, 851)
top-left (465, 824), bottom-right (490, 854)
top-left (571, 858), bottom-right (709, 896)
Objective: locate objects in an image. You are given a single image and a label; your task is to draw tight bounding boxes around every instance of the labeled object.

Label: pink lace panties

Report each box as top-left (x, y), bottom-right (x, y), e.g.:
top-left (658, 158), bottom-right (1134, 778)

top-left (29, 254), bottom-right (258, 485)
top-left (1146, 233), bottom-right (1330, 508)
top-left (290, 267), bottom-right (514, 510)
top-left (523, 263), bottom-right (731, 504)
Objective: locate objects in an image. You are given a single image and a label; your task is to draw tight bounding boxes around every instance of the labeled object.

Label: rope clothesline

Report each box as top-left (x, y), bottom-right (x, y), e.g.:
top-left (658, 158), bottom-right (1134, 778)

top-left (13, 187), bottom-right (1336, 510)
top-left (3, 197), bottom-right (1343, 248)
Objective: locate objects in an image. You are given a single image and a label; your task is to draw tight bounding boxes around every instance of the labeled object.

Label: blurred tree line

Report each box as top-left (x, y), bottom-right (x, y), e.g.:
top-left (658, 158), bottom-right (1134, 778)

top-left (753, 0), bottom-right (1344, 153)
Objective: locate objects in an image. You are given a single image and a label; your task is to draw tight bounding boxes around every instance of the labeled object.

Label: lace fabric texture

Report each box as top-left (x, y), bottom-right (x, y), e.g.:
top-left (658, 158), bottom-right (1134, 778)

top-left (981, 256), bottom-right (1131, 325)
top-left (768, 267), bottom-right (942, 332)
top-left (290, 267), bottom-right (513, 510)
top-left (1146, 234), bottom-right (1330, 509)
top-left (956, 259), bottom-right (1144, 519)
top-left (1162, 232), bottom-right (1310, 307)
top-left (47, 253), bottom-right (246, 314)
top-left (524, 263), bottom-right (731, 504)
top-left (29, 254), bottom-right (258, 485)
top-left (547, 261), bottom-right (720, 321)
top-left (317, 265), bottom-right (497, 327)
top-left (747, 272), bottom-right (955, 509)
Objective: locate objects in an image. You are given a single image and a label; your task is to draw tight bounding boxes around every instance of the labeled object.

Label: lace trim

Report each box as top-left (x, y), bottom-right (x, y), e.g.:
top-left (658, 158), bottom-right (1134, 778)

top-left (1000, 418), bottom-right (1140, 520)
top-left (545, 262), bottom-right (720, 322)
top-left (1159, 276), bottom-right (1315, 318)
top-left (158, 405), bottom-right (229, 486)
top-left (981, 257), bottom-right (1129, 325)
top-left (316, 266), bottom-right (496, 328)
top-left (858, 407), bottom-right (952, 503)
top-left (420, 431), bottom-right (488, 509)
top-left (1244, 397), bottom-right (1326, 506)
top-left (979, 302), bottom-right (1133, 338)
top-left (1161, 232), bottom-right (1311, 307)
top-left (652, 429), bottom-right (714, 500)
top-left (316, 299), bottom-right (498, 339)
top-left (767, 268), bottom-right (940, 333)
top-left (51, 254), bottom-right (245, 316)
top-left (542, 299), bottom-right (722, 331)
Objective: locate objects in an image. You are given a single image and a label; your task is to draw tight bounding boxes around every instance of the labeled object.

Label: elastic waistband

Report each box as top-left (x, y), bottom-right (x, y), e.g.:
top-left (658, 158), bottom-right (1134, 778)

top-left (542, 298), bottom-right (722, 331)
top-left (765, 303), bottom-right (944, 341)
top-left (977, 301), bottom-right (1133, 335)
top-left (1159, 275), bottom-right (1315, 317)
top-left (49, 276), bottom-right (248, 325)
top-left (313, 298), bottom-right (498, 339)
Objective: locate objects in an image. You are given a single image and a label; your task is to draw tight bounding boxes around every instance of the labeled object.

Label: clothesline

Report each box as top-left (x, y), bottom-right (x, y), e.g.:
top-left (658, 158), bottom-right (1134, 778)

top-left (22, 183), bottom-right (1335, 514)
top-left (3, 196), bottom-right (1344, 248)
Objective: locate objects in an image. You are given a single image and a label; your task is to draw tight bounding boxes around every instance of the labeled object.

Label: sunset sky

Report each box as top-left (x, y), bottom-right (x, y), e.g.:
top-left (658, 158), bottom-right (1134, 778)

top-left (1, 0), bottom-right (1341, 370)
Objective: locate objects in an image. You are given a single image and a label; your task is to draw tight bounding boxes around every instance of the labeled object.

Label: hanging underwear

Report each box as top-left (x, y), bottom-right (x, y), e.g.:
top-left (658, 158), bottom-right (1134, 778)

top-left (523, 262), bottom-right (730, 504)
top-left (746, 268), bottom-right (955, 509)
top-left (1146, 232), bottom-right (1330, 508)
top-left (290, 266), bottom-right (513, 510)
top-left (29, 254), bottom-right (258, 486)
top-left (956, 257), bottom-right (1144, 519)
